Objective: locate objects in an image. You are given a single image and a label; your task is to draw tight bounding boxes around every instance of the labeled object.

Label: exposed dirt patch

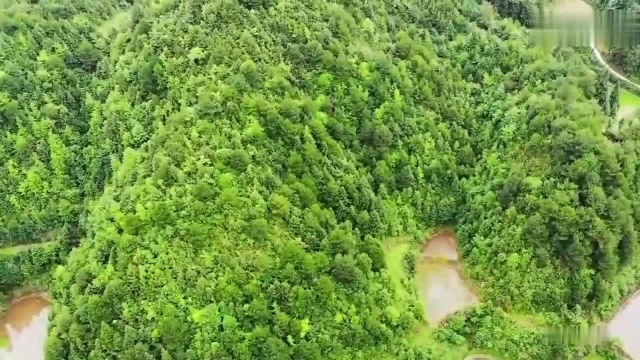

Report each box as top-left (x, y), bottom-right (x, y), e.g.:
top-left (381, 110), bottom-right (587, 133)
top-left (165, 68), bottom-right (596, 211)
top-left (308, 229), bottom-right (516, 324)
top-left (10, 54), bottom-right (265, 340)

top-left (464, 356), bottom-right (497, 360)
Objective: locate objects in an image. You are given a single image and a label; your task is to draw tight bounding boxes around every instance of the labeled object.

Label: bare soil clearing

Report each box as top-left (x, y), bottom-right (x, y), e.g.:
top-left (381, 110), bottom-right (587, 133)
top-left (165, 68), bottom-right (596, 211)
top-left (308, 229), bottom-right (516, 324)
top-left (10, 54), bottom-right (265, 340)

top-left (464, 355), bottom-right (497, 360)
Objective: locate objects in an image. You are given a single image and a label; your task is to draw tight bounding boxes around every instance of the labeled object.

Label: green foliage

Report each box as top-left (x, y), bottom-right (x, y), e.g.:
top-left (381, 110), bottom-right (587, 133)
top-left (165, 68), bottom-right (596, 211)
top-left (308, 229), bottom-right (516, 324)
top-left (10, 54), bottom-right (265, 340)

top-left (0, 0), bottom-right (638, 359)
top-left (0, 242), bottom-right (65, 307)
top-left (438, 304), bottom-right (626, 360)
top-left (610, 82), bottom-right (620, 117)
top-left (488, 0), bottom-right (536, 26)
top-left (0, 0), bottom-right (128, 247)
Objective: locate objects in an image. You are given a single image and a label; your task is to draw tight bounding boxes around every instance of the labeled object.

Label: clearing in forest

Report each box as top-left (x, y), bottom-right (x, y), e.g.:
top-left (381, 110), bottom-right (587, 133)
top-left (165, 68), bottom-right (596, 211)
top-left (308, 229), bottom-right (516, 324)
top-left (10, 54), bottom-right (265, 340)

top-left (0, 242), bottom-right (56, 256)
top-left (618, 88), bottom-right (640, 121)
top-left (383, 235), bottom-right (473, 359)
top-left (620, 88), bottom-right (640, 107)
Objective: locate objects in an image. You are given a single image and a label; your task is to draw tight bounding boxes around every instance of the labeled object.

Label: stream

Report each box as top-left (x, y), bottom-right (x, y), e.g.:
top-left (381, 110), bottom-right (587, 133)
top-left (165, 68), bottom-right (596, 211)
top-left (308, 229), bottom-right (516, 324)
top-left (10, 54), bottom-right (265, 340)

top-left (0, 293), bottom-right (50, 360)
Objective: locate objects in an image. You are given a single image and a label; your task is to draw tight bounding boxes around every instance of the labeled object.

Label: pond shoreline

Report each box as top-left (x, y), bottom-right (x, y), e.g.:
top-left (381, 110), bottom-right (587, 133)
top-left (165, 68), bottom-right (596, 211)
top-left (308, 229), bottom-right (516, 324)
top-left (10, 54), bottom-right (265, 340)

top-left (0, 291), bottom-right (51, 359)
top-left (5, 292), bottom-right (49, 307)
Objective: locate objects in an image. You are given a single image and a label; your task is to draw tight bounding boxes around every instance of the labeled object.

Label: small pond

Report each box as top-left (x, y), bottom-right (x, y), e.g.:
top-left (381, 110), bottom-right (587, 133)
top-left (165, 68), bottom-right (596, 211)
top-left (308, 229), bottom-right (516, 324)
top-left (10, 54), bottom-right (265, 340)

top-left (0, 293), bottom-right (50, 360)
top-left (417, 231), bottom-right (478, 325)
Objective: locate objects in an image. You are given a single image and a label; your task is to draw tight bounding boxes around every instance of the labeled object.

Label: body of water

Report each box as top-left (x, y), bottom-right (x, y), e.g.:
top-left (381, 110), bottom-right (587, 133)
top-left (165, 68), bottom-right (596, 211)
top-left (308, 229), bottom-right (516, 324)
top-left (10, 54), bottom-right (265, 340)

top-left (608, 290), bottom-right (640, 359)
top-left (0, 293), bottom-right (50, 360)
top-left (417, 231), bottom-right (478, 325)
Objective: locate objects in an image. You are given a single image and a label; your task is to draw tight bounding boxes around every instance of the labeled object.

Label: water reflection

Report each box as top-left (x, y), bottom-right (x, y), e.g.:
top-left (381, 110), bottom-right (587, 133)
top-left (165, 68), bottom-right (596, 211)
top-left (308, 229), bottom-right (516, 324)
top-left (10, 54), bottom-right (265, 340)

top-left (417, 231), bottom-right (478, 325)
top-left (0, 294), bottom-right (50, 360)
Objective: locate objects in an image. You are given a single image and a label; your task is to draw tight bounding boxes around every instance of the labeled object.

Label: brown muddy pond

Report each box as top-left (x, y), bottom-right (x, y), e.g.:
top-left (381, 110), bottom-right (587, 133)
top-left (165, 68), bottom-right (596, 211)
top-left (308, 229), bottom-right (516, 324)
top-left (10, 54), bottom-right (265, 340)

top-left (417, 231), bottom-right (478, 325)
top-left (608, 290), bottom-right (640, 360)
top-left (0, 293), bottom-right (50, 360)
top-left (421, 230), bottom-right (459, 261)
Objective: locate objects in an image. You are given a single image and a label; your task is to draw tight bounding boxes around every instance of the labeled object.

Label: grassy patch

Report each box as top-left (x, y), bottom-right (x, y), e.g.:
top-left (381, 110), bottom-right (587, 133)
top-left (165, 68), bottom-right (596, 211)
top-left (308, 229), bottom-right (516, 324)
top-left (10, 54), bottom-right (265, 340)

top-left (385, 235), bottom-right (472, 358)
top-left (619, 88), bottom-right (640, 107)
top-left (97, 10), bottom-right (132, 38)
top-left (0, 336), bottom-right (9, 348)
top-left (507, 312), bottom-right (547, 329)
top-left (584, 353), bottom-right (606, 360)
top-left (464, 353), bottom-right (501, 360)
top-left (383, 236), bottom-right (412, 301)
top-left (0, 241), bottom-right (56, 256)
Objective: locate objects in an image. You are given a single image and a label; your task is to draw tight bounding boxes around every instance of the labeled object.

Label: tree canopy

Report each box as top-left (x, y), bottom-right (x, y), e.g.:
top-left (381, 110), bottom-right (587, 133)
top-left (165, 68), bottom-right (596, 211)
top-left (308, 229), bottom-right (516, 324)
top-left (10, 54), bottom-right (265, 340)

top-left (0, 0), bottom-right (637, 359)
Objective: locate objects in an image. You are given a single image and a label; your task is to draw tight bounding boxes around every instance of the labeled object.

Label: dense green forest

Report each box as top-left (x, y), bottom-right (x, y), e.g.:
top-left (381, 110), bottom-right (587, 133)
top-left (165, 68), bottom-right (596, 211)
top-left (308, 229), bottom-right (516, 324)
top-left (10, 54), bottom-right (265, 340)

top-left (0, 0), bottom-right (639, 358)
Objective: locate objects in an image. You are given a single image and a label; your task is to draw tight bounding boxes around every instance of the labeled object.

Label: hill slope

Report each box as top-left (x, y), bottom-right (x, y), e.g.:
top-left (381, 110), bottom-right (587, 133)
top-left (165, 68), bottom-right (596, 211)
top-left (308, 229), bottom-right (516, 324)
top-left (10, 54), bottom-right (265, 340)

top-left (3, 0), bottom-right (630, 359)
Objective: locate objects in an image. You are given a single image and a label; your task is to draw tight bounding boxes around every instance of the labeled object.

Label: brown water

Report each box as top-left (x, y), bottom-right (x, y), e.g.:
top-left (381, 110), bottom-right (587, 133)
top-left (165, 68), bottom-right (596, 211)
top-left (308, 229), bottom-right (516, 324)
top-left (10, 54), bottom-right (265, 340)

top-left (417, 231), bottom-right (478, 325)
top-left (0, 294), bottom-right (50, 360)
top-left (421, 230), bottom-right (459, 261)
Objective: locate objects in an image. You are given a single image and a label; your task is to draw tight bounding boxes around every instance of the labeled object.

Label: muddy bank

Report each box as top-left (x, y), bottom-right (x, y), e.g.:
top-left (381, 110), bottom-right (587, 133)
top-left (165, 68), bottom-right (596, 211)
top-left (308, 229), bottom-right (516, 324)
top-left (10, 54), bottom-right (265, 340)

top-left (417, 230), bottom-right (478, 325)
top-left (421, 230), bottom-right (459, 261)
top-left (0, 293), bottom-right (51, 360)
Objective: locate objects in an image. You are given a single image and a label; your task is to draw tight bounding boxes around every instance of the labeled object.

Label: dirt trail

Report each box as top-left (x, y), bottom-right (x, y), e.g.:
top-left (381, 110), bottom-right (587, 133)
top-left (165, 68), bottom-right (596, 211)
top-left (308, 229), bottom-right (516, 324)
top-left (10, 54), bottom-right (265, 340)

top-left (591, 45), bottom-right (640, 91)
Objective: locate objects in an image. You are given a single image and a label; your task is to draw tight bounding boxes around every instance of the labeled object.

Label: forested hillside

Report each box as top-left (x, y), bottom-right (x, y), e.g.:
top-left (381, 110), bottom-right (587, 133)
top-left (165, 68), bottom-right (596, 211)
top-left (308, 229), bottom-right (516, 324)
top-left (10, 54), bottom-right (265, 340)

top-left (0, 0), bottom-right (131, 316)
top-left (0, 0), bottom-right (638, 359)
top-left (0, 0), bottom-right (129, 246)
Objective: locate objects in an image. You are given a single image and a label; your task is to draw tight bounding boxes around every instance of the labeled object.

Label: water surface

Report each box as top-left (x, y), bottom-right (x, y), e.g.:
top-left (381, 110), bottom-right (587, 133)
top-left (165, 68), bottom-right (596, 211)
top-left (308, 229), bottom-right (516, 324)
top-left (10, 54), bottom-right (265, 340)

top-left (421, 230), bottom-right (459, 261)
top-left (417, 231), bottom-right (478, 325)
top-left (608, 290), bottom-right (640, 360)
top-left (0, 294), bottom-right (50, 360)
